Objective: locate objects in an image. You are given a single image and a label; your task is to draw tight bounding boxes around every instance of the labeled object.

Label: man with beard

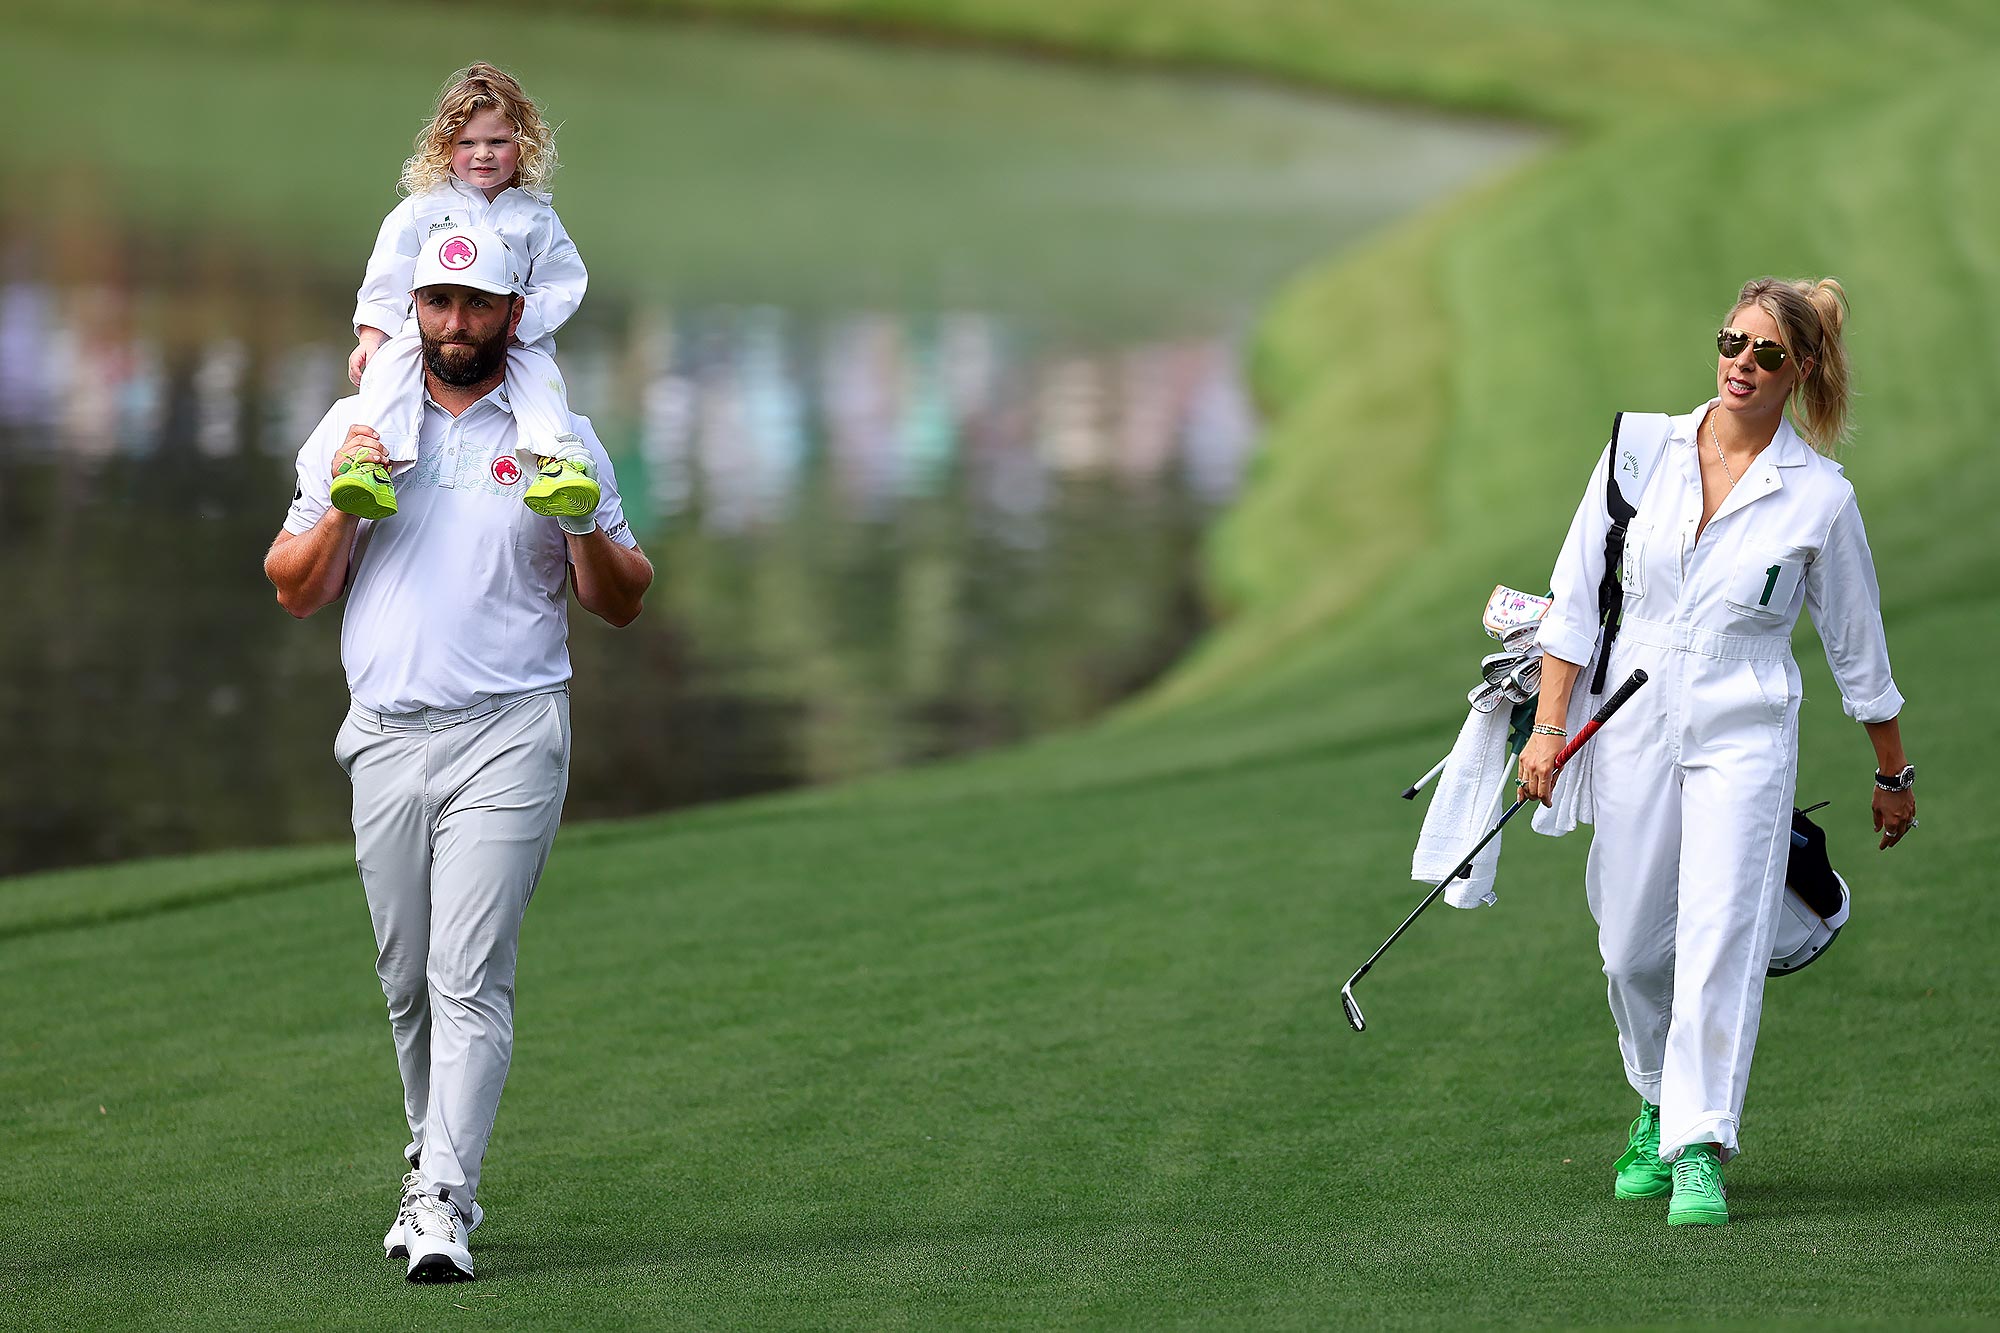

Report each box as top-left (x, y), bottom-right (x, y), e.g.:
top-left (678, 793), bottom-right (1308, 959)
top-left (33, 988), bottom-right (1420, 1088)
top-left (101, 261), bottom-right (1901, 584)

top-left (264, 226), bottom-right (652, 1283)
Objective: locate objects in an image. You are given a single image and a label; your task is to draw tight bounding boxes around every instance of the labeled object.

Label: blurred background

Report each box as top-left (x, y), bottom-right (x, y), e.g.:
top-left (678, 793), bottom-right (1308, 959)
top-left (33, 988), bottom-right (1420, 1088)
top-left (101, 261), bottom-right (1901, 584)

top-left (0, 1), bottom-right (1534, 875)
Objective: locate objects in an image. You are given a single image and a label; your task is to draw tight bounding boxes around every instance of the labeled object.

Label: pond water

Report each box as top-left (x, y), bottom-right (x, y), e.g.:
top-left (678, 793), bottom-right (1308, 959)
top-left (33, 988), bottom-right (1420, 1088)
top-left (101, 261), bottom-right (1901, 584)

top-left (0, 5), bottom-right (1538, 875)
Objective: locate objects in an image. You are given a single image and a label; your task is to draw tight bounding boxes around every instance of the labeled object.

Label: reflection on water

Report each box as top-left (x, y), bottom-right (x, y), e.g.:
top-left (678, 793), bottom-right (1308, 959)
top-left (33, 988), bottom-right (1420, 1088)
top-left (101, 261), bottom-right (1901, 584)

top-left (0, 218), bottom-right (1249, 874)
top-left (0, 8), bottom-right (1540, 876)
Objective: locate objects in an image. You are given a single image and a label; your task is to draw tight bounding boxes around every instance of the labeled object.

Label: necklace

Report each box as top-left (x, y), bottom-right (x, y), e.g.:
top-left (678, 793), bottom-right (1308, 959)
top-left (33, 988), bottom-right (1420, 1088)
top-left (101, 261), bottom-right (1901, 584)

top-left (1707, 412), bottom-right (1737, 486)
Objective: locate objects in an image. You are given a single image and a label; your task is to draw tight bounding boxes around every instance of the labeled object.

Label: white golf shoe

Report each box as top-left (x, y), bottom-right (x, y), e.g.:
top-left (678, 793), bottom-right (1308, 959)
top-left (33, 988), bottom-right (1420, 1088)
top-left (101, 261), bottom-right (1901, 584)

top-left (384, 1168), bottom-right (423, 1258)
top-left (385, 1169), bottom-right (483, 1259)
top-left (403, 1191), bottom-right (476, 1282)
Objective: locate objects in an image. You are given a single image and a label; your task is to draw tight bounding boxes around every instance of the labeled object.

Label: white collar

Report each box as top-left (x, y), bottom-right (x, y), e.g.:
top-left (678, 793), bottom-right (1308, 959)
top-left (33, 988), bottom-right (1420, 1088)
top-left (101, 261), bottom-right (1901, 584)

top-left (1675, 397), bottom-right (1814, 467)
top-left (443, 177), bottom-right (550, 207)
top-left (424, 381), bottom-right (514, 417)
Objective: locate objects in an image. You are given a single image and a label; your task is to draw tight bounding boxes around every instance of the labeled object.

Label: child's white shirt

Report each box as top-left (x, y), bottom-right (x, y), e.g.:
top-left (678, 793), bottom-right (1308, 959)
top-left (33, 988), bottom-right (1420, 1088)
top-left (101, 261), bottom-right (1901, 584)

top-left (352, 177), bottom-right (587, 351)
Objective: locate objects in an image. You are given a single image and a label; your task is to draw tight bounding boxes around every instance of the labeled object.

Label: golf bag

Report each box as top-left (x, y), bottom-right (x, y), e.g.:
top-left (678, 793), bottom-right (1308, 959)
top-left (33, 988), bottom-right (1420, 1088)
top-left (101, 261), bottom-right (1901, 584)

top-left (1770, 804), bottom-right (1850, 976)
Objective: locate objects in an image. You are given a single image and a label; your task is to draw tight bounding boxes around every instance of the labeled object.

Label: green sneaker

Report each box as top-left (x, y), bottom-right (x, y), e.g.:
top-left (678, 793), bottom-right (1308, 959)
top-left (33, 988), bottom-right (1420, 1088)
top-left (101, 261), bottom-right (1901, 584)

top-left (1666, 1143), bottom-right (1728, 1226)
top-left (522, 455), bottom-right (599, 519)
top-left (330, 457), bottom-right (397, 520)
top-left (1613, 1099), bottom-right (1672, 1199)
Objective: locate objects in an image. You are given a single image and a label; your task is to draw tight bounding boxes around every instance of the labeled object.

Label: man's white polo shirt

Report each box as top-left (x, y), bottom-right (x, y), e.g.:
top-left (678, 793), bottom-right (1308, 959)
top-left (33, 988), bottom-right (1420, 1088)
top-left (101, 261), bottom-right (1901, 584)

top-left (284, 387), bottom-right (638, 714)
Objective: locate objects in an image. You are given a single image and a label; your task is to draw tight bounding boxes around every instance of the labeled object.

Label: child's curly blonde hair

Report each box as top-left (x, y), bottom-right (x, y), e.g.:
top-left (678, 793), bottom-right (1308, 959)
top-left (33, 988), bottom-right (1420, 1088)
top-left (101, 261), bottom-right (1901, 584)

top-left (399, 62), bottom-right (558, 197)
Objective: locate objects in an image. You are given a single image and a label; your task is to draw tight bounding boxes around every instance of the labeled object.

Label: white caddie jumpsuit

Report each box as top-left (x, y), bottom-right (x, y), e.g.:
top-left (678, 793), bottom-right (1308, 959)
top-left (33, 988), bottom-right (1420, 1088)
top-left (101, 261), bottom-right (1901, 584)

top-left (1536, 401), bottom-right (1902, 1163)
top-left (353, 176), bottom-right (588, 465)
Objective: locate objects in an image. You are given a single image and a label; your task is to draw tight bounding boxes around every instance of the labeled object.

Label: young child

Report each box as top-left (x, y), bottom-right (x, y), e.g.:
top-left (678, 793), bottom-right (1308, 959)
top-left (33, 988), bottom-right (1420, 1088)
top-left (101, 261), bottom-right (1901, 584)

top-left (335, 62), bottom-right (597, 522)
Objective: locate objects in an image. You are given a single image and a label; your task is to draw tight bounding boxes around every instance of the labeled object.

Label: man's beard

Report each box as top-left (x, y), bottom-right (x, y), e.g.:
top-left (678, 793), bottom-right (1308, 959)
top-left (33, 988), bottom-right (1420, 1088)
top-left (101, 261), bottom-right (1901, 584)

top-left (421, 326), bottom-right (509, 387)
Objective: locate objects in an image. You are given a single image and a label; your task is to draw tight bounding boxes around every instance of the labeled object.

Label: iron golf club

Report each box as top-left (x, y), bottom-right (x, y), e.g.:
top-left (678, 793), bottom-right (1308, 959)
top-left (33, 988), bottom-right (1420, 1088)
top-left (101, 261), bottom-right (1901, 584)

top-left (1342, 668), bottom-right (1649, 1032)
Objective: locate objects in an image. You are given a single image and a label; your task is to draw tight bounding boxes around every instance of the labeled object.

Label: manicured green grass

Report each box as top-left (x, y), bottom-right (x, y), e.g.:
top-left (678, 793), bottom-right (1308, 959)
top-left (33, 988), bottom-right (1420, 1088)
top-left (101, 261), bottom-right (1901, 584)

top-left (4, 666), bottom-right (1993, 1330)
top-left (7, 2), bottom-right (2000, 1329)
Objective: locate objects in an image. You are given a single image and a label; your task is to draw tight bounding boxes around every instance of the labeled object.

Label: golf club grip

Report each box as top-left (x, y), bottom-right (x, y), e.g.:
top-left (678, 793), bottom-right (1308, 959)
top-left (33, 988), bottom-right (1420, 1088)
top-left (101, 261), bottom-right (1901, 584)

top-left (1552, 669), bottom-right (1648, 771)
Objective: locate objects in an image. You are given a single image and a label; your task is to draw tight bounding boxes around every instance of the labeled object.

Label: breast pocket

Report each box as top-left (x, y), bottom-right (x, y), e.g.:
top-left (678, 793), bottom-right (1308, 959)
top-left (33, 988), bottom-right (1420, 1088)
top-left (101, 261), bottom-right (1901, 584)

top-left (414, 201), bottom-right (469, 240)
top-left (1724, 545), bottom-right (1808, 618)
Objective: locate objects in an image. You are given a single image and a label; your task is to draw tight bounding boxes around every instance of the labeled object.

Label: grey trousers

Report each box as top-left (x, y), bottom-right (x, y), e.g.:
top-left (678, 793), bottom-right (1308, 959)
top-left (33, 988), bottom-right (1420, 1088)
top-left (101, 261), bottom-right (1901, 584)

top-left (335, 686), bottom-right (571, 1212)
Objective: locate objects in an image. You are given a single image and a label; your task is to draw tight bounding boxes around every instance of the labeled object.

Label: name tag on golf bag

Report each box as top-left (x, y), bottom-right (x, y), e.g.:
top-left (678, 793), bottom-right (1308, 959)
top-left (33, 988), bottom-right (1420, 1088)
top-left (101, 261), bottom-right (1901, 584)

top-left (1769, 805), bottom-right (1850, 977)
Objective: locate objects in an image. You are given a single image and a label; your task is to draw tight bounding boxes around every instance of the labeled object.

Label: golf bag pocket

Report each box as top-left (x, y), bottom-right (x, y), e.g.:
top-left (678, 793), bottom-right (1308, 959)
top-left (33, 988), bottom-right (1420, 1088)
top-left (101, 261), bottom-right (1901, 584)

top-left (1724, 544), bottom-right (1807, 620)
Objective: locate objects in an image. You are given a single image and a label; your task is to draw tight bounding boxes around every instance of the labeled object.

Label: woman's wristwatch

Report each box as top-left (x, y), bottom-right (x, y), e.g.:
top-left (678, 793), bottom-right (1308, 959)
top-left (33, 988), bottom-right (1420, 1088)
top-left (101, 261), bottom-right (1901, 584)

top-left (1874, 764), bottom-right (1916, 792)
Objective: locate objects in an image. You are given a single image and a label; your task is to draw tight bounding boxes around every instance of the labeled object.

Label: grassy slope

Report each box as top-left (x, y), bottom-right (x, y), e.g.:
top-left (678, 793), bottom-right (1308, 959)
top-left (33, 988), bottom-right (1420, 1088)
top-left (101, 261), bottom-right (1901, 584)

top-left (7, 3), bottom-right (2000, 1329)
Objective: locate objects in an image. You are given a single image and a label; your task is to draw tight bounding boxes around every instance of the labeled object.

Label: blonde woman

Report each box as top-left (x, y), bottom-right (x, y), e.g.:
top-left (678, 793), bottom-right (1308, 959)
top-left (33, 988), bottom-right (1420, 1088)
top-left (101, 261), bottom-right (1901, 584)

top-left (1518, 278), bottom-right (1916, 1226)
top-left (337, 62), bottom-right (598, 526)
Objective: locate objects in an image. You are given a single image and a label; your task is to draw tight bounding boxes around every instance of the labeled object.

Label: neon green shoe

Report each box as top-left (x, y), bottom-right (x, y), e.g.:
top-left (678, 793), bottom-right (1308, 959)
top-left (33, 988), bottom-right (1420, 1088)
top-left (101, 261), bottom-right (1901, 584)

top-left (522, 455), bottom-right (599, 519)
top-left (1613, 1099), bottom-right (1672, 1199)
top-left (330, 457), bottom-right (397, 520)
top-left (1667, 1143), bottom-right (1728, 1226)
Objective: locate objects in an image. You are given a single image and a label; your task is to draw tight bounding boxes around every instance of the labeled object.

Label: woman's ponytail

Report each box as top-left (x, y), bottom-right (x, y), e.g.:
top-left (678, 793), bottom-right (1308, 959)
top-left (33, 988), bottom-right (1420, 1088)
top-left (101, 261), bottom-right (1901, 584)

top-left (1795, 278), bottom-right (1851, 450)
top-left (1732, 276), bottom-right (1852, 451)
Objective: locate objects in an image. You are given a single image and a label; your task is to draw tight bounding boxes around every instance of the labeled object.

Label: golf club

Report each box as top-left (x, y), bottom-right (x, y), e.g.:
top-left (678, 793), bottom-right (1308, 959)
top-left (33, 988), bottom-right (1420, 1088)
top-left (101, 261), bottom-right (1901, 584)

top-left (1401, 754), bottom-right (1450, 801)
top-left (1342, 668), bottom-right (1649, 1032)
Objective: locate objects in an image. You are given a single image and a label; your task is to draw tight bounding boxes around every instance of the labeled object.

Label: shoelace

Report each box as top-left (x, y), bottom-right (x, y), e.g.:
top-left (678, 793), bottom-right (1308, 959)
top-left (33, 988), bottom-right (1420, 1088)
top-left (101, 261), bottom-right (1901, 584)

top-left (1629, 1106), bottom-right (1661, 1156)
top-left (1673, 1151), bottom-right (1722, 1196)
top-left (397, 1169), bottom-right (424, 1216)
top-left (405, 1194), bottom-right (461, 1239)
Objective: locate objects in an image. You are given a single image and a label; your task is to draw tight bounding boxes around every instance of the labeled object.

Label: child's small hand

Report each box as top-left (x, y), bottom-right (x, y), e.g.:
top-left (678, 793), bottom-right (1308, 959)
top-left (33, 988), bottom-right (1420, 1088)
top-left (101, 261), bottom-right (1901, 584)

top-left (348, 327), bottom-right (391, 386)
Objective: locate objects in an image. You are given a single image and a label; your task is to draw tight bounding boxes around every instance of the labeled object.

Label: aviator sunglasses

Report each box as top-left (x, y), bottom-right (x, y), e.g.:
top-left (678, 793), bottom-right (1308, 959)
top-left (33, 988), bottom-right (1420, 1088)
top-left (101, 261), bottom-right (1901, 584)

top-left (1716, 327), bottom-right (1790, 372)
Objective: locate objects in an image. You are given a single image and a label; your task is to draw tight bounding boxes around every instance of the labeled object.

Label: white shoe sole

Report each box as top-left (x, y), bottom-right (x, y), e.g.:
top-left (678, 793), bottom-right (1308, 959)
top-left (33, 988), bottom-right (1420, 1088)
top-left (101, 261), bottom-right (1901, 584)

top-left (406, 1244), bottom-right (475, 1282)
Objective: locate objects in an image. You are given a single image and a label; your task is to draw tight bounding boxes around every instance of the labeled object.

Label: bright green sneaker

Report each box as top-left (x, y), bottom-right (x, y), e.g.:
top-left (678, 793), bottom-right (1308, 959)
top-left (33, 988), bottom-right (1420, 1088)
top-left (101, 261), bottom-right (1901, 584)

top-left (1613, 1099), bottom-right (1672, 1199)
top-left (522, 454), bottom-right (599, 519)
top-left (1667, 1143), bottom-right (1728, 1226)
top-left (330, 457), bottom-right (397, 520)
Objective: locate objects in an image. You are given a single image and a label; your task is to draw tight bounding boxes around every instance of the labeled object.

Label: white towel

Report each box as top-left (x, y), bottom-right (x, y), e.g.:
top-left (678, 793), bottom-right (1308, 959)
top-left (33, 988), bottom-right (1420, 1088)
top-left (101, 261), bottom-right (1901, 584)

top-left (1413, 703), bottom-right (1517, 908)
top-left (1531, 640), bottom-right (1603, 838)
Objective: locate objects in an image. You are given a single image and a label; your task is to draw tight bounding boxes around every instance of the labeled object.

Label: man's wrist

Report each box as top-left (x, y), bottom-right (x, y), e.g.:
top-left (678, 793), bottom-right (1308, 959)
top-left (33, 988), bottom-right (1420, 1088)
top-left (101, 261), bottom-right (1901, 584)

top-left (558, 514), bottom-right (597, 537)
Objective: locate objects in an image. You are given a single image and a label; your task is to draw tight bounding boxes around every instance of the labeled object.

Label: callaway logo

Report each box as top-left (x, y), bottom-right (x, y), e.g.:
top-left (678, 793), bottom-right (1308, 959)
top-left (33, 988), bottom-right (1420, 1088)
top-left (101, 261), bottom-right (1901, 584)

top-left (492, 456), bottom-right (522, 486)
top-left (1620, 449), bottom-right (1640, 479)
top-left (439, 237), bottom-right (478, 270)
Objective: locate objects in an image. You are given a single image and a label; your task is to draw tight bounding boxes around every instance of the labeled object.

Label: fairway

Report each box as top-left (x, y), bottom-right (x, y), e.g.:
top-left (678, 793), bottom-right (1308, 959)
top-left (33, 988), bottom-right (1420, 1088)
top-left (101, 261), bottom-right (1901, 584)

top-left (7, 1), bottom-right (2000, 1329)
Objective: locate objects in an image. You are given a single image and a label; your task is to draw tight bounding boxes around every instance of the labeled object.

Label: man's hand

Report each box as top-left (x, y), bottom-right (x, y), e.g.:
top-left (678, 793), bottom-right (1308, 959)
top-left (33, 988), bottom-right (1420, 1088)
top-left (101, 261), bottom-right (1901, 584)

top-left (348, 327), bottom-right (391, 386)
top-left (334, 424), bottom-right (387, 481)
top-left (530, 437), bottom-right (600, 535)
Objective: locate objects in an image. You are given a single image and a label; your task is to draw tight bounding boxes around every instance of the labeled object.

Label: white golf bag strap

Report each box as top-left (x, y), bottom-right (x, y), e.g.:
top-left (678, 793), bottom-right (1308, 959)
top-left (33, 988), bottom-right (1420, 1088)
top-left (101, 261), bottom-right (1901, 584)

top-left (1590, 410), bottom-right (1675, 694)
top-left (1608, 411), bottom-right (1674, 506)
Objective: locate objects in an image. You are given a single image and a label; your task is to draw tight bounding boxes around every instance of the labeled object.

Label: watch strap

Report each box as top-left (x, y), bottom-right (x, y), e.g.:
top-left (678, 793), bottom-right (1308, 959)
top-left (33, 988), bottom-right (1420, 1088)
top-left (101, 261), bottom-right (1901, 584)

top-left (1874, 764), bottom-right (1916, 792)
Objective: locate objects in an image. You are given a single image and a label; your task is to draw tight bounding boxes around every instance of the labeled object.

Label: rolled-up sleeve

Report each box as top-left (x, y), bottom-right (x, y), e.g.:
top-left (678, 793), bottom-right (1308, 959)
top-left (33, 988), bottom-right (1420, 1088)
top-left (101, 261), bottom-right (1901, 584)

top-left (284, 403), bottom-right (351, 534)
top-left (1536, 444), bottom-right (1613, 668)
top-left (352, 201), bottom-right (421, 338)
top-left (1806, 489), bottom-right (1903, 722)
top-left (571, 414), bottom-right (638, 549)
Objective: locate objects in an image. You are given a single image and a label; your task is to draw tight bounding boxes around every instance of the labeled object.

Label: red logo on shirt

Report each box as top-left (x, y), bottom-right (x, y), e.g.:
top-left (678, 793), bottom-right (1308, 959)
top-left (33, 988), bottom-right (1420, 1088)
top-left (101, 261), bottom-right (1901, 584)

top-left (492, 455), bottom-right (522, 486)
top-left (440, 236), bottom-right (478, 270)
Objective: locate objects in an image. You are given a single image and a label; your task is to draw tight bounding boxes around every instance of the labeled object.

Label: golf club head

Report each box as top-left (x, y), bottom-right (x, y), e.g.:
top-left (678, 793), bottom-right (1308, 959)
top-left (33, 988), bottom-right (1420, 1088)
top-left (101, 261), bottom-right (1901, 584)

top-left (1340, 982), bottom-right (1366, 1032)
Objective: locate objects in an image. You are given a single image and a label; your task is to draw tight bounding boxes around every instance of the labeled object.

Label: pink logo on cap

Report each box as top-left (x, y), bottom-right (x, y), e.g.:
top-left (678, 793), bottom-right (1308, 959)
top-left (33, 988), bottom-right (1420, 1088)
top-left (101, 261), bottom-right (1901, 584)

top-left (439, 236), bottom-right (478, 270)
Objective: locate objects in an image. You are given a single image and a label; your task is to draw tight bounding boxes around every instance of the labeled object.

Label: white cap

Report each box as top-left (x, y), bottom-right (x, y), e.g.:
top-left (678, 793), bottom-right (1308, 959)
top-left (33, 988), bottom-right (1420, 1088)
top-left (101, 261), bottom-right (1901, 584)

top-left (410, 225), bottom-right (524, 298)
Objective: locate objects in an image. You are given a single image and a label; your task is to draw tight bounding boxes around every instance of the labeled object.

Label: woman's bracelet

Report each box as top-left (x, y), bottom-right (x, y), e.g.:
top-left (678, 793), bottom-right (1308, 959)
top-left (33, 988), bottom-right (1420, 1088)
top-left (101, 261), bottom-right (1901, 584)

top-left (1531, 724), bottom-right (1568, 738)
